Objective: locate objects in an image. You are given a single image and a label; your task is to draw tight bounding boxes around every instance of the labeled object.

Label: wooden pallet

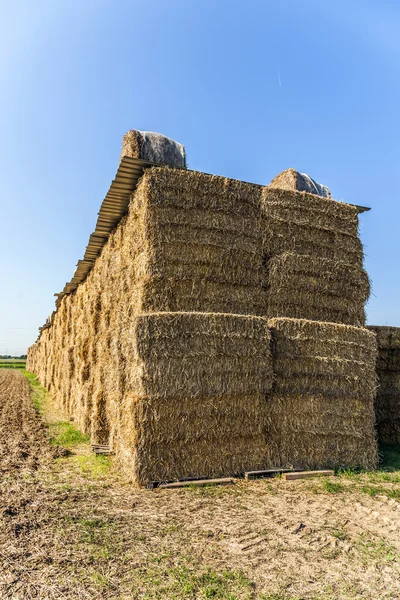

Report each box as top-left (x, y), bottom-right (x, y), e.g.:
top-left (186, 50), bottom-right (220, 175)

top-left (245, 468), bottom-right (294, 480)
top-left (158, 477), bottom-right (235, 490)
top-left (146, 468), bottom-right (334, 489)
top-left (283, 470), bottom-right (335, 481)
top-left (91, 444), bottom-right (114, 455)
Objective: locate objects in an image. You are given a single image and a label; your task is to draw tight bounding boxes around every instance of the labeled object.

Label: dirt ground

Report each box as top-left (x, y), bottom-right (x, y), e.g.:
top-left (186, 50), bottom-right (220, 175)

top-left (1, 369), bottom-right (400, 599)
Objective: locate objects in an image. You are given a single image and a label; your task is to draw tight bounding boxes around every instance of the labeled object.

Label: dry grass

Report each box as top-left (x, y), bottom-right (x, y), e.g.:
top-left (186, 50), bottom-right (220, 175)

top-left (27, 163), bottom-right (373, 485)
top-left (261, 186), bottom-right (363, 265)
top-left (118, 311), bottom-right (274, 484)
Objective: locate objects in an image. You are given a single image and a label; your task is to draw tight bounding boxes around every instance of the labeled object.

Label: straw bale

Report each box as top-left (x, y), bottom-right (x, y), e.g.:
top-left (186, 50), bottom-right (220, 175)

top-left (266, 253), bottom-right (369, 325)
top-left (368, 325), bottom-right (400, 444)
top-left (368, 326), bottom-right (400, 349)
top-left (267, 318), bottom-right (378, 470)
top-left (115, 312), bottom-right (273, 484)
top-left (376, 348), bottom-right (400, 372)
top-left (261, 187), bottom-right (363, 265)
top-left (269, 168), bottom-right (331, 198)
top-left (127, 167), bottom-right (267, 316)
top-left (121, 130), bottom-right (186, 168)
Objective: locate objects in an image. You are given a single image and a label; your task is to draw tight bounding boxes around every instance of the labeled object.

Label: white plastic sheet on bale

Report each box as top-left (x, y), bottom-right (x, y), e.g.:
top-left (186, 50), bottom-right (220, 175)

top-left (130, 130), bottom-right (186, 168)
top-left (299, 173), bottom-right (331, 198)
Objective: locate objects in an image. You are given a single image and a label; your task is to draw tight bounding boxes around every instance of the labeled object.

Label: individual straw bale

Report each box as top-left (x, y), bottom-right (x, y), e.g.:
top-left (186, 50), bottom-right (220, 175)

top-left (129, 167), bottom-right (267, 316)
top-left (267, 318), bottom-right (378, 470)
top-left (266, 253), bottom-right (370, 326)
top-left (368, 326), bottom-right (400, 350)
top-left (261, 187), bottom-right (363, 265)
top-left (269, 168), bottom-right (331, 198)
top-left (115, 312), bottom-right (273, 485)
top-left (368, 325), bottom-right (400, 444)
top-left (121, 130), bottom-right (186, 168)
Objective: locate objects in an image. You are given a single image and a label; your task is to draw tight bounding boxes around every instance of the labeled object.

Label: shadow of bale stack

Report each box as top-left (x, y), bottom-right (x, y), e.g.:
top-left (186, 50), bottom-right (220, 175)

top-left (368, 326), bottom-right (400, 444)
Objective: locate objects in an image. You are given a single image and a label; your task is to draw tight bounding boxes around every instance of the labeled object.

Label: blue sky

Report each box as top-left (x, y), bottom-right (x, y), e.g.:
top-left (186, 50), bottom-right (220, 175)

top-left (0, 0), bottom-right (399, 355)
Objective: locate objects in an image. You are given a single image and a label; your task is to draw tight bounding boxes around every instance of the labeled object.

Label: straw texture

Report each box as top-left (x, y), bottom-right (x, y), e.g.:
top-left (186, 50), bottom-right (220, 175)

top-left (266, 253), bottom-right (369, 325)
top-left (261, 187), bottom-right (363, 265)
top-left (267, 318), bottom-right (378, 470)
top-left (27, 156), bottom-right (376, 484)
top-left (118, 312), bottom-right (273, 483)
top-left (368, 326), bottom-right (400, 444)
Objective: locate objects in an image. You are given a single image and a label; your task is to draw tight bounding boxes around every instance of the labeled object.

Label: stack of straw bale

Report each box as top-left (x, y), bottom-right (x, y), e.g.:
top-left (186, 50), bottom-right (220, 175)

top-left (261, 186), bottom-right (369, 325)
top-left (27, 149), bottom-right (379, 482)
top-left (368, 326), bottom-right (400, 444)
top-left (117, 312), bottom-right (273, 483)
top-left (267, 318), bottom-right (378, 469)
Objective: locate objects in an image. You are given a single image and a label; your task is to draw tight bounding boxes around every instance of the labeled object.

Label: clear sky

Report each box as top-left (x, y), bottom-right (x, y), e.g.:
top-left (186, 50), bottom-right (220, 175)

top-left (1, 0), bottom-right (399, 355)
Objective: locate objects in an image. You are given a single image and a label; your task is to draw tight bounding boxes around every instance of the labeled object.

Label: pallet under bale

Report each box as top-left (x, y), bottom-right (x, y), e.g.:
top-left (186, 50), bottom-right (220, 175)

top-left (368, 326), bottom-right (400, 444)
top-left (267, 318), bottom-right (378, 470)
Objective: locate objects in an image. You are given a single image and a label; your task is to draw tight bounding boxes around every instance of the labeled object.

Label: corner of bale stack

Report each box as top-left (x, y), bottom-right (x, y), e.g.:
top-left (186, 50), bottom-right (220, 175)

top-left (114, 311), bottom-right (274, 485)
top-left (267, 318), bottom-right (378, 470)
top-left (368, 326), bottom-right (400, 444)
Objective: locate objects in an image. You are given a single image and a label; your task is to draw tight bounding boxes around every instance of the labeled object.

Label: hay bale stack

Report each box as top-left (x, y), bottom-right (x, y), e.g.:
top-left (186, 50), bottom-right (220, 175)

top-left (121, 130), bottom-right (186, 168)
top-left (116, 312), bottom-right (273, 484)
top-left (261, 187), bottom-right (363, 265)
top-left (368, 326), bottom-right (400, 444)
top-left (267, 318), bottom-right (378, 470)
top-left (266, 253), bottom-right (370, 326)
top-left (269, 168), bottom-right (331, 198)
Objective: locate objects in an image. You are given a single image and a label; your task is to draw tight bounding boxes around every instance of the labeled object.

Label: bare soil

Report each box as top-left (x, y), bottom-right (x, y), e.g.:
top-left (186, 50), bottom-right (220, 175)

top-left (1, 369), bottom-right (400, 599)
